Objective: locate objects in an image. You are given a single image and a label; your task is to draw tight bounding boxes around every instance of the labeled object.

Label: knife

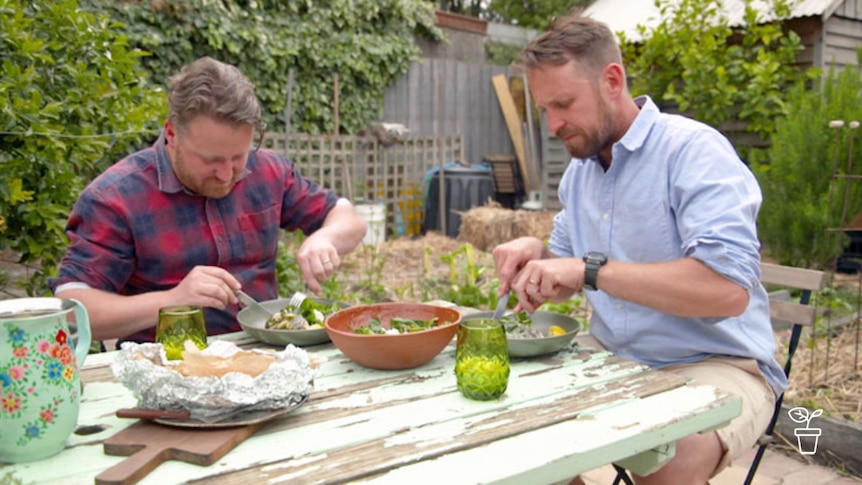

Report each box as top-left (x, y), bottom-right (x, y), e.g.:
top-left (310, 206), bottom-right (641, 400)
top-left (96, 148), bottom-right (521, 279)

top-left (493, 291), bottom-right (510, 320)
top-left (236, 289), bottom-right (276, 320)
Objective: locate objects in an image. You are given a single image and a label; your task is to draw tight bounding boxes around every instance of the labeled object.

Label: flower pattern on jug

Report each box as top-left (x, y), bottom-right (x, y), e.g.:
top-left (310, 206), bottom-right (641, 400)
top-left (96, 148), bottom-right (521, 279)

top-left (0, 325), bottom-right (80, 446)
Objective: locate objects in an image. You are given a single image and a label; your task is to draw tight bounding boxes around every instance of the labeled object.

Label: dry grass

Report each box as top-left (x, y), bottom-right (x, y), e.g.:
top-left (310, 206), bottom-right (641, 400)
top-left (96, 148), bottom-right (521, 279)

top-left (783, 321), bottom-right (862, 422)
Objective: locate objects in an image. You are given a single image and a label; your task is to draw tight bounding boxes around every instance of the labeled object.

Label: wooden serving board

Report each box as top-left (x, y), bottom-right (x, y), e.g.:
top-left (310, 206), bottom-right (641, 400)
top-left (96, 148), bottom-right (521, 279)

top-left (95, 420), bottom-right (262, 485)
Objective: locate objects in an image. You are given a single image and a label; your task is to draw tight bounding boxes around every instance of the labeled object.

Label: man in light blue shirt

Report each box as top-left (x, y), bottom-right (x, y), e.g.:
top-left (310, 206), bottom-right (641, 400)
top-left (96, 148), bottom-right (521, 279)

top-left (493, 11), bottom-right (781, 485)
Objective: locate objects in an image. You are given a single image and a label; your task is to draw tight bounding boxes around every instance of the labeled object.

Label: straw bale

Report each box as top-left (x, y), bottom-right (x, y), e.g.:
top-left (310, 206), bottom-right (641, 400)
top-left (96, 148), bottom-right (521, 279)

top-left (457, 202), bottom-right (556, 252)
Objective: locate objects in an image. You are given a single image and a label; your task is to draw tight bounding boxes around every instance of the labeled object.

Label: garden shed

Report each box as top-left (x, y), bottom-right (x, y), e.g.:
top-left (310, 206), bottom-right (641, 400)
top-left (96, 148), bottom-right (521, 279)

top-left (585, 0), bottom-right (862, 72)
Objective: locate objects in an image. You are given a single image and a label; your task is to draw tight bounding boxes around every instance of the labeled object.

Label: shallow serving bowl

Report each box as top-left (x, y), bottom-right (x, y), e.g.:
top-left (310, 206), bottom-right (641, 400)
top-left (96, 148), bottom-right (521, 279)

top-left (237, 298), bottom-right (349, 347)
top-left (462, 310), bottom-right (581, 358)
top-left (324, 302), bottom-right (461, 370)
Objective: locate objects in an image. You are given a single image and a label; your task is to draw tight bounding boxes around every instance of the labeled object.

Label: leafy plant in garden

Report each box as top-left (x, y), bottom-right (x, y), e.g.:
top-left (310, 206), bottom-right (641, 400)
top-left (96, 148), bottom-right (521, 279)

top-left (352, 245), bottom-right (389, 303)
top-left (81, 0), bottom-right (443, 136)
top-left (484, 0), bottom-right (591, 30)
top-left (809, 286), bottom-right (856, 339)
top-left (0, 0), bottom-right (165, 296)
top-left (440, 243), bottom-right (492, 309)
top-left (752, 62), bottom-right (862, 268)
top-left (619, 0), bottom-right (819, 158)
top-left (485, 40), bottom-right (524, 67)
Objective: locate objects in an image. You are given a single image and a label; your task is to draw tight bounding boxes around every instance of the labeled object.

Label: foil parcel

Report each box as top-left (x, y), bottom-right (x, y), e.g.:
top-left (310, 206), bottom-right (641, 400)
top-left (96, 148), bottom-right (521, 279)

top-left (111, 340), bottom-right (315, 423)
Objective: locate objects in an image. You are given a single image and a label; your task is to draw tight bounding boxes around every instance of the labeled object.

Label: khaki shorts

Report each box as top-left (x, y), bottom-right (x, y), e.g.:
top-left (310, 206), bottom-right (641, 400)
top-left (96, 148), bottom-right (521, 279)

top-left (578, 335), bottom-right (776, 476)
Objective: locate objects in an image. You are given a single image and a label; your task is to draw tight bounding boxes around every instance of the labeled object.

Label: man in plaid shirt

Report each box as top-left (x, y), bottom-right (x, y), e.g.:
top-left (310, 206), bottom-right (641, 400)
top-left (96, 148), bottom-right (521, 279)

top-left (49, 57), bottom-right (367, 347)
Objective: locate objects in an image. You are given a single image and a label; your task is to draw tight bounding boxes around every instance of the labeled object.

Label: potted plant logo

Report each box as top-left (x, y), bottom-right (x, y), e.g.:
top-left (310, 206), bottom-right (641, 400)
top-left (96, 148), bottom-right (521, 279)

top-left (788, 406), bottom-right (823, 455)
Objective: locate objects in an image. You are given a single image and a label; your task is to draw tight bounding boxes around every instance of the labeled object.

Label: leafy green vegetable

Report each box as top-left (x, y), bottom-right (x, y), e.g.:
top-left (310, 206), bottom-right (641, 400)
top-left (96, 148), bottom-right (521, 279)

top-left (391, 317), bottom-right (438, 333)
top-left (499, 312), bottom-right (543, 339)
top-left (299, 299), bottom-right (342, 326)
top-left (353, 319), bottom-right (387, 335)
top-left (353, 317), bottom-right (439, 335)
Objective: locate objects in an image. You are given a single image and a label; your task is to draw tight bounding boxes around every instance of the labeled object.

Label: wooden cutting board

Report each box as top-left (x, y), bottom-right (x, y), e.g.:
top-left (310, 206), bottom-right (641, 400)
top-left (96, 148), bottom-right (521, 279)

top-left (95, 420), bottom-right (262, 485)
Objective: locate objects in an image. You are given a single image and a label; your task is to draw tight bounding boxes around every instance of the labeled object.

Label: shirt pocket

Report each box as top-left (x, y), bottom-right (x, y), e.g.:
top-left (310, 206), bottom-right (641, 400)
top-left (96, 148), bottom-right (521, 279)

top-left (234, 204), bottom-right (281, 264)
top-left (614, 199), bottom-right (680, 262)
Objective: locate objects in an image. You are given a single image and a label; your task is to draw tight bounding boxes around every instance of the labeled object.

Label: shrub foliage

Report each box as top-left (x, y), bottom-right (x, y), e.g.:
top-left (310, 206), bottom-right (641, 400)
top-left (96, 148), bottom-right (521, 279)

top-left (752, 64), bottom-right (862, 268)
top-left (81, 0), bottom-right (443, 135)
top-left (0, 0), bottom-right (165, 296)
top-left (620, 0), bottom-right (819, 156)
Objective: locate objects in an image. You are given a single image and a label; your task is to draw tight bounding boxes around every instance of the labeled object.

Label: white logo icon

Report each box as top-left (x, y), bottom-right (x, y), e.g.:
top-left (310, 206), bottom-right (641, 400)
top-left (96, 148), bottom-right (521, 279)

top-left (787, 406), bottom-right (823, 455)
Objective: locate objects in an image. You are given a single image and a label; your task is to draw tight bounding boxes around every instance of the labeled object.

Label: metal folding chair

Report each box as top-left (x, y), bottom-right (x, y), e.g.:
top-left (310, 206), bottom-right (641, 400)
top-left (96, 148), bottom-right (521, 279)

top-left (743, 263), bottom-right (826, 484)
top-left (612, 464), bottom-right (635, 484)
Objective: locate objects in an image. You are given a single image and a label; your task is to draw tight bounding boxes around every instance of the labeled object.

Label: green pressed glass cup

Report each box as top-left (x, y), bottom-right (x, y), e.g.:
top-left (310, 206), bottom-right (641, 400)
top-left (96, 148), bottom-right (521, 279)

top-left (156, 305), bottom-right (208, 360)
top-left (455, 319), bottom-right (510, 400)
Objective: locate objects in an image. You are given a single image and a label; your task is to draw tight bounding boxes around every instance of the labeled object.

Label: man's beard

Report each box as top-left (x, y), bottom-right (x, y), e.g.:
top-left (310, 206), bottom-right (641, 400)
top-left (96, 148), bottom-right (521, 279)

top-left (172, 145), bottom-right (237, 199)
top-left (559, 97), bottom-right (615, 160)
top-left (560, 129), bottom-right (608, 159)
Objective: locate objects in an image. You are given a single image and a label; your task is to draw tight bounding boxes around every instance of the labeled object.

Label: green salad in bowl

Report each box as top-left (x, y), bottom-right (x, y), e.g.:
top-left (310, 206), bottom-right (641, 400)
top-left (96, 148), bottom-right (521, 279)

top-left (237, 297), bottom-right (349, 346)
top-left (266, 299), bottom-right (344, 330)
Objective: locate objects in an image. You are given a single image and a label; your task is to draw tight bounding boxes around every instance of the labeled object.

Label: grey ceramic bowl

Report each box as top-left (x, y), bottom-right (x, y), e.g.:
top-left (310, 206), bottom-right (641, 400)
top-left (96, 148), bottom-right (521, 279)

top-left (237, 298), bottom-right (350, 346)
top-left (461, 310), bottom-right (581, 358)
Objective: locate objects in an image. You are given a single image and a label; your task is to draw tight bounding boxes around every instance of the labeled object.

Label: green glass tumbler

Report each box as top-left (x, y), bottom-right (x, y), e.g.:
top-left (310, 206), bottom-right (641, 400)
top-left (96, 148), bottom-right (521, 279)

top-left (156, 305), bottom-right (208, 360)
top-left (455, 319), bottom-right (510, 400)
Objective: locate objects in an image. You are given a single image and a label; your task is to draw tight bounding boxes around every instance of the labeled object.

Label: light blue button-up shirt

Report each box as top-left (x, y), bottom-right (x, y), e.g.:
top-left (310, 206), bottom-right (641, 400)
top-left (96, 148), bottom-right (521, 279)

top-left (548, 96), bottom-right (786, 397)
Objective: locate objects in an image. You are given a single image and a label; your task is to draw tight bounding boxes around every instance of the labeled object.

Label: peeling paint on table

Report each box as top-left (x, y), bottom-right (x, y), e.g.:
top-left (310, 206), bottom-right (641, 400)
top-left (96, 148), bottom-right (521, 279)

top-left (0, 332), bottom-right (741, 485)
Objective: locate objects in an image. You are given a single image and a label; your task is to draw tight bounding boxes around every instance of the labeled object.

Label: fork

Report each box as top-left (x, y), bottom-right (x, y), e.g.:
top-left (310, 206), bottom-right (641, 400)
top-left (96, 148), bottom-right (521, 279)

top-left (287, 291), bottom-right (307, 309)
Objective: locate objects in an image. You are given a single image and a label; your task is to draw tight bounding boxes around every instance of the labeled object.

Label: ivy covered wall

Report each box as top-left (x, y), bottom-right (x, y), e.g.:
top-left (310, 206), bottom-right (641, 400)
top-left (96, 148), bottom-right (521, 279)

top-left (81, 0), bottom-right (444, 136)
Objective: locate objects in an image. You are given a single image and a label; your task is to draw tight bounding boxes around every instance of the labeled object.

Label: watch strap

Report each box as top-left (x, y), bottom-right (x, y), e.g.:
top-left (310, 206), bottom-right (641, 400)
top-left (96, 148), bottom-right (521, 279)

top-left (584, 265), bottom-right (599, 291)
top-left (583, 252), bottom-right (607, 291)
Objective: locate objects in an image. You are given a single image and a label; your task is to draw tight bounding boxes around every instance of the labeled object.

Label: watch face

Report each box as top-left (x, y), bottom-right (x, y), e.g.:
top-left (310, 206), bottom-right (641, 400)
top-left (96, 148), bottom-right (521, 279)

top-left (585, 252), bottom-right (607, 264)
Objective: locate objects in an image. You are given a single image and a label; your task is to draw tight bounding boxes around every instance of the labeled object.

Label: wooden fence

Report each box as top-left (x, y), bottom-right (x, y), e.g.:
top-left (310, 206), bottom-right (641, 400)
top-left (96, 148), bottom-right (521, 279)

top-left (262, 132), bottom-right (463, 238)
top-left (382, 59), bottom-right (514, 169)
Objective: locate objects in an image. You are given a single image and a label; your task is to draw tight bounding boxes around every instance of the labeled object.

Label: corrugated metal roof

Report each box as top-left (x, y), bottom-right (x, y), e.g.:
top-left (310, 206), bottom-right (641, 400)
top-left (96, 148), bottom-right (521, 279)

top-left (584, 0), bottom-right (843, 41)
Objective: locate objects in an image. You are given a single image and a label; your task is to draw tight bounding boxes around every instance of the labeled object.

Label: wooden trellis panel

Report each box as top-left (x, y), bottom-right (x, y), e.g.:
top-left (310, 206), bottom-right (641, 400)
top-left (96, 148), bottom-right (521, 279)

top-left (262, 133), bottom-right (463, 238)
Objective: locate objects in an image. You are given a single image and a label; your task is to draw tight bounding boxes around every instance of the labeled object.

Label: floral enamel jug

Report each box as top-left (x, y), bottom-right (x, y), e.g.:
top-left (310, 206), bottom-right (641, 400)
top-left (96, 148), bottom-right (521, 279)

top-left (0, 298), bottom-right (91, 463)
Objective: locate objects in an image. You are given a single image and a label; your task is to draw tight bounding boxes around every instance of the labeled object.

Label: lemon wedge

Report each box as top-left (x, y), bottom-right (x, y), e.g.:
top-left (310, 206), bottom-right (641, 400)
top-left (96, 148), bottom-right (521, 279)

top-left (548, 325), bottom-right (567, 337)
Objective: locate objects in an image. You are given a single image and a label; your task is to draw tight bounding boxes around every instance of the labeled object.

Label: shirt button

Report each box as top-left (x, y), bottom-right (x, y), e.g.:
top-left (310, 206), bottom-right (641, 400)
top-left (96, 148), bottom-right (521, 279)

top-left (602, 213), bottom-right (610, 220)
top-left (616, 304), bottom-right (623, 311)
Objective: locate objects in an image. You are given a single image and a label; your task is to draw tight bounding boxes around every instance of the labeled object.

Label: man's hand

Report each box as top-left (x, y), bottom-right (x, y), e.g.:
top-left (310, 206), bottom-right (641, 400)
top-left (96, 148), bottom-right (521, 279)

top-left (170, 266), bottom-right (241, 309)
top-left (492, 237), bottom-right (547, 295)
top-left (509, 258), bottom-right (582, 313)
top-left (295, 238), bottom-right (340, 294)
top-left (493, 238), bottom-right (582, 313)
top-left (293, 198), bottom-right (367, 294)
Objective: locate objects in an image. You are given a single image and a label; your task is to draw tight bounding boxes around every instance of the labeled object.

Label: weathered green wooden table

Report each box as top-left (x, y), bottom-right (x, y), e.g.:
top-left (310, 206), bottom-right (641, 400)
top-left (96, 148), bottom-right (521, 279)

top-left (1, 331), bottom-right (741, 485)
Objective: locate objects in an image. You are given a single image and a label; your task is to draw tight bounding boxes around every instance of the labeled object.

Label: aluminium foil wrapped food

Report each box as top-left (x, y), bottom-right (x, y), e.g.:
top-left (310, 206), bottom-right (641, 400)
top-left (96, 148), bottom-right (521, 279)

top-left (111, 340), bottom-right (314, 423)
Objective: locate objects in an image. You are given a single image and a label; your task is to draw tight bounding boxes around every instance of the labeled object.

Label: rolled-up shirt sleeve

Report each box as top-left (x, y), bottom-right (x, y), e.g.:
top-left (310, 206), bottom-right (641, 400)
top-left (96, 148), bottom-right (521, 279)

top-left (672, 131), bottom-right (763, 291)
